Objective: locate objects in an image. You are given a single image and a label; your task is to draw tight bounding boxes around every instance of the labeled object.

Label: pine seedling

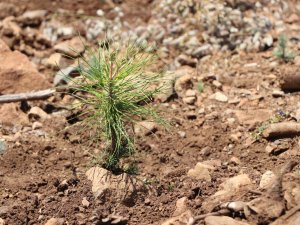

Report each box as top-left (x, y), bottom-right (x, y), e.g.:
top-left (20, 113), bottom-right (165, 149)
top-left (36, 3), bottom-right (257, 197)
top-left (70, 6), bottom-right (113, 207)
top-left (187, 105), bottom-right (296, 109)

top-left (273, 34), bottom-right (295, 62)
top-left (70, 40), bottom-right (166, 173)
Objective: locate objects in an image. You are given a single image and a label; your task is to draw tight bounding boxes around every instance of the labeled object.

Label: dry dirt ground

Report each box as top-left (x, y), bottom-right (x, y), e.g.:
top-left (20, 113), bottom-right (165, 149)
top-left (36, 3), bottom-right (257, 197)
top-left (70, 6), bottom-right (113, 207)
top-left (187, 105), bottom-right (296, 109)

top-left (0, 1), bottom-right (300, 225)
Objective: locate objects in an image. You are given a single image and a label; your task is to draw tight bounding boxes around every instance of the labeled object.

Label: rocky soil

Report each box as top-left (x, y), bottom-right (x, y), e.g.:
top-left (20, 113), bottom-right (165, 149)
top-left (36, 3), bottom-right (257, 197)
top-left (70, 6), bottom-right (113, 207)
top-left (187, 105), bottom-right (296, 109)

top-left (0, 0), bottom-right (300, 225)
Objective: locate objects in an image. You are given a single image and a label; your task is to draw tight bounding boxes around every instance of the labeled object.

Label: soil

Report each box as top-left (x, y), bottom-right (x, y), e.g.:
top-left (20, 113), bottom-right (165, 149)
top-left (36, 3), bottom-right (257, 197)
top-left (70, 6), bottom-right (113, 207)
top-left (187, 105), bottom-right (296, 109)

top-left (0, 1), bottom-right (300, 225)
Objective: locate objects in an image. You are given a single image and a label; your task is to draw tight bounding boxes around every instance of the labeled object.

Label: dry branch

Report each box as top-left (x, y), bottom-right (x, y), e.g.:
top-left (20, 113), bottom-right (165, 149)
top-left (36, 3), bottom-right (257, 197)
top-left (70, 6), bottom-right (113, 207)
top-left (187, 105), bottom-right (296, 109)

top-left (0, 89), bottom-right (56, 103)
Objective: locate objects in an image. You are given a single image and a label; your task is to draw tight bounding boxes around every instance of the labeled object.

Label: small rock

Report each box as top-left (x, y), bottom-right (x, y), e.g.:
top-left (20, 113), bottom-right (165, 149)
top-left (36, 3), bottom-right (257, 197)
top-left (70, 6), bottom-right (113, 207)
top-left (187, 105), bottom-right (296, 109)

top-left (173, 197), bottom-right (188, 216)
top-left (96, 9), bottom-right (104, 16)
top-left (185, 89), bottom-right (197, 97)
top-left (144, 198), bottom-right (151, 205)
top-left (176, 54), bottom-right (197, 67)
top-left (0, 218), bottom-right (4, 225)
top-left (263, 34), bottom-right (273, 48)
top-left (205, 216), bottom-right (250, 225)
top-left (178, 131), bottom-right (186, 138)
top-left (28, 107), bottom-right (49, 121)
top-left (134, 121), bottom-right (158, 137)
top-left (187, 160), bottom-right (220, 182)
top-left (82, 197), bottom-right (90, 208)
top-left (192, 44), bottom-right (212, 58)
top-left (210, 92), bottom-right (228, 102)
top-left (212, 80), bottom-right (222, 88)
top-left (259, 170), bottom-right (276, 189)
top-left (19, 10), bottom-right (48, 26)
top-left (182, 96), bottom-right (196, 104)
top-left (44, 218), bottom-right (65, 225)
top-left (230, 157), bottom-right (241, 165)
top-left (46, 53), bottom-right (63, 68)
top-left (0, 139), bottom-right (7, 155)
top-left (214, 174), bottom-right (252, 196)
top-left (272, 90), bottom-right (284, 97)
top-left (174, 72), bottom-right (193, 98)
top-left (32, 121), bottom-right (43, 130)
top-left (54, 37), bottom-right (85, 58)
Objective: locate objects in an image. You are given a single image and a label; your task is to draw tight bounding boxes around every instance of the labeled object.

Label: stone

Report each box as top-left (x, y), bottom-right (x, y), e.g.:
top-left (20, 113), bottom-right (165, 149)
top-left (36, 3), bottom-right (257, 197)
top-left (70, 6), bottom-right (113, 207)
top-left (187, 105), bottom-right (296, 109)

top-left (174, 74), bottom-right (193, 98)
top-left (210, 92), bottom-right (228, 102)
top-left (187, 160), bottom-right (221, 182)
top-left (259, 170), bottom-right (276, 189)
top-left (263, 34), bottom-right (273, 48)
top-left (183, 96), bottom-right (196, 105)
top-left (19, 10), bottom-right (48, 26)
top-left (176, 54), bottom-right (197, 67)
top-left (0, 48), bottom-right (50, 94)
top-left (192, 44), bottom-right (212, 58)
top-left (46, 53), bottom-right (63, 68)
top-left (0, 218), bottom-right (4, 225)
top-left (28, 107), bottom-right (50, 121)
top-left (234, 109), bottom-right (272, 127)
top-left (0, 103), bottom-right (29, 125)
top-left (134, 121), bottom-right (158, 137)
top-left (214, 174), bottom-right (252, 197)
top-left (229, 156), bottom-right (241, 165)
top-left (54, 37), bottom-right (85, 58)
top-left (185, 89), bottom-right (197, 97)
top-left (205, 216), bottom-right (250, 225)
top-left (0, 139), bottom-right (7, 155)
top-left (173, 197), bottom-right (188, 216)
top-left (155, 71), bottom-right (175, 102)
top-left (272, 90), bottom-right (284, 97)
top-left (82, 197), bottom-right (90, 208)
top-left (86, 167), bottom-right (146, 199)
top-left (44, 218), bottom-right (65, 225)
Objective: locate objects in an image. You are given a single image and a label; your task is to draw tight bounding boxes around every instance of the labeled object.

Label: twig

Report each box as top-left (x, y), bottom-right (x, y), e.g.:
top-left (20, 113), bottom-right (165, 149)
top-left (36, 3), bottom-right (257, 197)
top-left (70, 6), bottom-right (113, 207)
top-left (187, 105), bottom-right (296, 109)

top-left (0, 89), bottom-right (56, 103)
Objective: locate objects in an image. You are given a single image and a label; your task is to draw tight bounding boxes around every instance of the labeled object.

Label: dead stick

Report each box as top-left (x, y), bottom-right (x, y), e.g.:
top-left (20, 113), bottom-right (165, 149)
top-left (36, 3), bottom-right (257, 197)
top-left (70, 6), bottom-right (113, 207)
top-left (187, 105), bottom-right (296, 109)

top-left (0, 89), bottom-right (56, 103)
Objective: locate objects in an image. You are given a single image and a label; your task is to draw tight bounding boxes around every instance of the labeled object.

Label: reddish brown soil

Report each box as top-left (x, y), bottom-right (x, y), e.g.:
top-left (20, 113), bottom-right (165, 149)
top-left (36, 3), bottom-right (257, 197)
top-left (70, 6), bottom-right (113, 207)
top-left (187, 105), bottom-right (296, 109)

top-left (0, 1), bottom-right (300, 225)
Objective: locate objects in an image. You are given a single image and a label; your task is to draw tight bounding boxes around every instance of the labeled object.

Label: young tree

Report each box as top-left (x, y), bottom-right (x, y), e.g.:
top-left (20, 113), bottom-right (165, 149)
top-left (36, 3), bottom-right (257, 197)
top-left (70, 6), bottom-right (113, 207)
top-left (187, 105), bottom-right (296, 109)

top-left (71, 40), bottom-right (166, 173)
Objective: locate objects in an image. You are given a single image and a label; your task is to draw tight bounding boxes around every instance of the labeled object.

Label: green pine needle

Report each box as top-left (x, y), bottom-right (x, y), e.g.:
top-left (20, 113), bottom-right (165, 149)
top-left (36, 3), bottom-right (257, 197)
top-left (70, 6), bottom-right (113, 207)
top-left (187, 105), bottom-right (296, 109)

top-left (70, 40), bottom-right (166, 172)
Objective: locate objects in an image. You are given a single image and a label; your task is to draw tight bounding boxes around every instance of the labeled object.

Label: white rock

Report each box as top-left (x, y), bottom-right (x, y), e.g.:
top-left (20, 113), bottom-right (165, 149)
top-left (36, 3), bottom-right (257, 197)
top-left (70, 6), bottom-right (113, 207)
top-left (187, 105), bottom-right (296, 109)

top-left (210, 92), bottom-right (228, 102)
top-left (44, 218), bottom-right (65, 225)
top-left (259, 170), bottom-right (276, 189)
top-left (28, 107), bottom-right (49, 121)
top-left (272, 90), bottom-right (284, 97)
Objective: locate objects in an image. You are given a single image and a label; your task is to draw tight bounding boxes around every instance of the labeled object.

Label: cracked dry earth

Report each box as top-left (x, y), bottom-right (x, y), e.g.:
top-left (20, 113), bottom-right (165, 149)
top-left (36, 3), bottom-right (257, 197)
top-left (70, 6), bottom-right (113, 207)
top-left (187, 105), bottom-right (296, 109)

top-left (0, 0), bottom-right (300, 225)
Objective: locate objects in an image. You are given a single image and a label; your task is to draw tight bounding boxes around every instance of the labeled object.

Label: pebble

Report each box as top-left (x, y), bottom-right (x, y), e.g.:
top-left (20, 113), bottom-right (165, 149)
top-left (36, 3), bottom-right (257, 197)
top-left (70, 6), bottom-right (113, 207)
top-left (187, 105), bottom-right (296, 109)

top-left (82, 197), bottom-right (90, 208)
top-left (272, 90), bottom-right (285, 97)
top-left (259, 170), bottom-right (276, 189)
top-left (0, 139), bottom-right (7, 155)
top-left (44, 218), bottom-right (65, 225)
top-left (210, 92), bottom-right (228, 102)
